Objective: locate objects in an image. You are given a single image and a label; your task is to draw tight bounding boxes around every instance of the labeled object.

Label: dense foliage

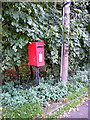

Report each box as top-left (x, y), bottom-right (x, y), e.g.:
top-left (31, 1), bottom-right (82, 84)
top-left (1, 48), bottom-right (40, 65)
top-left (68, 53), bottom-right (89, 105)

top-left (69, 1), bottom-right (89, 73)
top-left (2, 2), bottom-right (89, 82)
top-left (1, 70), bottom-right (88, 107)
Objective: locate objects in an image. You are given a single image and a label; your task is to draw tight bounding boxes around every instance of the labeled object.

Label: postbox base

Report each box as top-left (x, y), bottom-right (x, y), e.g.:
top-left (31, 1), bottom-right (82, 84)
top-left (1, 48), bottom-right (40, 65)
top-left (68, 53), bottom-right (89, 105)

top-left (29, 63), bottom-right (45, 67)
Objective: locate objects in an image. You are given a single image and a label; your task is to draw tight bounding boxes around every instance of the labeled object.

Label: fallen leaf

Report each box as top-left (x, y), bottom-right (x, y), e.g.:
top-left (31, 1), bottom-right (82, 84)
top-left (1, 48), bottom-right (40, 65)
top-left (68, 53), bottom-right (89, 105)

top-left (80, 114), bottom-right (83, 116)
top-left (43, 115), bottom-right (45, 118)
top-left (84, 97), bottom-right (87, 100)
top-left (0, 107), bottom-right (2, 111)
top-left (86, 103), bottom-right (88, 106)
top-left (24, 112), bottom-right (27, 114)
top-left (69, 108), bottom-right (73, 112)
top-left (76, 108), bottom-right (79, 111)
top-left (57, 109), bottom-right (59, 111)
top-left (77, 104), bottom-right (80, 107)
top-left (56, 105), bottom-right (59, 107)
top-left (60, 102), bottom-right (62, 104)
top-left (67, 115), bottom-right (69, 118)
top-left (72, 108), bottom-right (76, 112)
top-left (48, 104), bottom-right (50, 107)
top-left (56, 116), bottom-right (59, 118)
top-left (67, 112), bottom-right (70, 115)
top-left (49, 112), bottom-right (53, 115)
top-left (59, 115), bottom-right (62, 118)
top-left (17, 113), bottom-right (20, 116)
top-left (63, 115), bottom-right (65, 117)
top-left (81, 117), bottom-right (83, 119)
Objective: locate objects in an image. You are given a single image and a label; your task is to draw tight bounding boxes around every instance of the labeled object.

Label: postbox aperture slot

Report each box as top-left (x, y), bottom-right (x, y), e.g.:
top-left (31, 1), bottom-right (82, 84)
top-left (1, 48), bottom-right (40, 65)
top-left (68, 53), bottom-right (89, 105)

top-left (37, 45), bottom-right (43, 48)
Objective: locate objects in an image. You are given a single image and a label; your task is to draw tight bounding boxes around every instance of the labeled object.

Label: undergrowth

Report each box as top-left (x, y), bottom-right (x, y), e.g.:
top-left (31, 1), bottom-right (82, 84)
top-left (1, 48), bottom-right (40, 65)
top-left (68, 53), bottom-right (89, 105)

top-left (1, 70), bottom-right (89, 118)
top-left (1, 70), bottom-right (88, 107)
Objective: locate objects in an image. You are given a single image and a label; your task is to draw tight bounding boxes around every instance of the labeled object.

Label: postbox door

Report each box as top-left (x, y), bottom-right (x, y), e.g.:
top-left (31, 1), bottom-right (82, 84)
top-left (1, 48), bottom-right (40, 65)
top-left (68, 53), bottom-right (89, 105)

top-left (28, 43), bottom-right (37, 66)
top-left (37, 48), bottom-right (44, 66)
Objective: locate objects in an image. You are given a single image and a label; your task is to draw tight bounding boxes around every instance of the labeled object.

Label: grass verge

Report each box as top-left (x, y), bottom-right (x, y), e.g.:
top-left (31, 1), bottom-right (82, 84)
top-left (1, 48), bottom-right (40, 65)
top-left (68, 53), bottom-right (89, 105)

top-left (46, 94), bottom-right (88, 118)
top-left (46, 87), bottom-right (88, 112)
top-left (2, 102), bottom-right (43, 118)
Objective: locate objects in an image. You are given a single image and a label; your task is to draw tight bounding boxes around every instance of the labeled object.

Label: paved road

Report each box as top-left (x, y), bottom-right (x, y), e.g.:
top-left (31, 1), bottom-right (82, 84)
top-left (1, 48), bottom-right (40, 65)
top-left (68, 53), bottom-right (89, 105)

top-left (62, 100), bottom-right (89, 119)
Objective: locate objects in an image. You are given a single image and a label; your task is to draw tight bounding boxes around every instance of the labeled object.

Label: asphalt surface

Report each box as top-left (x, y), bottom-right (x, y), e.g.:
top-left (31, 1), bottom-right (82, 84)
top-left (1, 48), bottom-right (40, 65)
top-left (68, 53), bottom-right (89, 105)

top-left (62, 100), bottom-right (89, 119)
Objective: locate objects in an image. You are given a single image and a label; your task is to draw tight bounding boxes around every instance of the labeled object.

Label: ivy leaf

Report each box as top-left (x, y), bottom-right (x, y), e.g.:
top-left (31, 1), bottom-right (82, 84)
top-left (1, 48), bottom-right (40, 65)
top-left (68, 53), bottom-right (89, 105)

top-left (27, 16), bottom-right (32, 25)
top-left (74, 9), bottom-right (82, 13)
top-left (16, 28), bottom-right (19, 32)
top-left (13, 46), bottom-right (17, 52)
top-left (13, 12), bottom-right (18, 20)
top-left (28, 9), bottom-right (31, 14)
top-left (2, 17), bottom-right (4, 21)
top-left (19, 44), bottom-right (22, 49)
top-left (17, 60), bottom-right (21, 64)
top-left (51, 51), bottom-right (55, 56)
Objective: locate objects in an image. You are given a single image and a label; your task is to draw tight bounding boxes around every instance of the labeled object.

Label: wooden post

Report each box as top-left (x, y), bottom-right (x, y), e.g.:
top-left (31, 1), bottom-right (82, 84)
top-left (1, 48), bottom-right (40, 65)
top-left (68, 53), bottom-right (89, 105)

top-left (36, 67), bottom-right (39, 86)
top-left (60, 0), bottom-right (70, 82)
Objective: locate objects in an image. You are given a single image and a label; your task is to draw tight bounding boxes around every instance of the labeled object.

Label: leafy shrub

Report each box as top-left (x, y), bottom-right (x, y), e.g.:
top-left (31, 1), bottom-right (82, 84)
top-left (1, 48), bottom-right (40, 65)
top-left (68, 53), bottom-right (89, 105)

top-left (69, 70), bottom-right (89, 87)
top-left (1, 70), bottom-right (88, 107)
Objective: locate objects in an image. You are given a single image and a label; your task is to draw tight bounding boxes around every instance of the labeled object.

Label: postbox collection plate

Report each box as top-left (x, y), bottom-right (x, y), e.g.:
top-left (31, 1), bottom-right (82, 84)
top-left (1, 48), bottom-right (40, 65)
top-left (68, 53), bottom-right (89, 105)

top-left (39, 53), bottom-right (42, 62)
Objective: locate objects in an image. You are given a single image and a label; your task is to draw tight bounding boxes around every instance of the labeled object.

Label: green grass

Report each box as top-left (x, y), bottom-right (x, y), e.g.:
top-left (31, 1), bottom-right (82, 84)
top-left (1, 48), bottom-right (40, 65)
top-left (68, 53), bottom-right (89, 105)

top-left (46, 87), bottom-right (88, 112)
top-left (63, 87), bottom-right (88, 102)
top-left (46, 87), bottom-right (88, 118)
top-left (45, 87), bottom-right (88, 113)
top-left (46, 106), bottom-right (56, 111)
top-left (46, 96), bottom-right (86, 118)
top-left (2, 102), bottom-right (43, 118)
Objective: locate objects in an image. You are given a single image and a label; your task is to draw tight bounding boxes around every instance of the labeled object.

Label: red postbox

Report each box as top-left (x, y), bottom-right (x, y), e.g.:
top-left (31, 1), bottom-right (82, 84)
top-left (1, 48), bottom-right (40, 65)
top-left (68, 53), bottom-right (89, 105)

top-left (28, 42), bottom-right (45, 67)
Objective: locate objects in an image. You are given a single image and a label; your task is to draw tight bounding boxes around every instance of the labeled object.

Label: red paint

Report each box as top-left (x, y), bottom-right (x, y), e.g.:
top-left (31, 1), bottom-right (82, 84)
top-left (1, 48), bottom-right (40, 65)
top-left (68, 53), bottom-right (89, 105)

top-left (28, 42), bottom-right (45, 67)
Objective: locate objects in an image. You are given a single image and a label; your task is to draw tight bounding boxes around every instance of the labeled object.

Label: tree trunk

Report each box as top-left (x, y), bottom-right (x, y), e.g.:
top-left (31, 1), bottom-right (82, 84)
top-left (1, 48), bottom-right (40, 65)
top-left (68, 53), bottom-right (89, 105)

top-left (15, 65), bottom-right (22, 84)
top-left (30, 65), bottom-right (33, 79)
top-left (60, 0), bottom-right (70, 82)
